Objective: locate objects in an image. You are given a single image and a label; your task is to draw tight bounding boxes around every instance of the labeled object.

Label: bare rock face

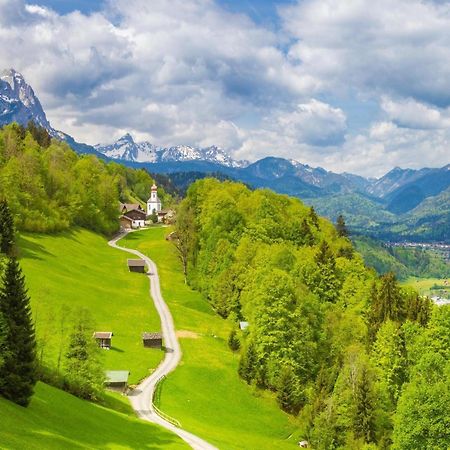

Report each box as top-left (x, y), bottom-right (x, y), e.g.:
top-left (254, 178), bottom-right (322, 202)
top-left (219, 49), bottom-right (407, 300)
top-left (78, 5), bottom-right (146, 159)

top-left (0, 68), bottom-right (52, 130)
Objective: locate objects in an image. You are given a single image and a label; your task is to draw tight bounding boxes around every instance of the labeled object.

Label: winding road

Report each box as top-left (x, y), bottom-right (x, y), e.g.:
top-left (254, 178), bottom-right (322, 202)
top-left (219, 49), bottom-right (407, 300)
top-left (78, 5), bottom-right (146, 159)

top-left (108, 232), bottom-right (218, 450)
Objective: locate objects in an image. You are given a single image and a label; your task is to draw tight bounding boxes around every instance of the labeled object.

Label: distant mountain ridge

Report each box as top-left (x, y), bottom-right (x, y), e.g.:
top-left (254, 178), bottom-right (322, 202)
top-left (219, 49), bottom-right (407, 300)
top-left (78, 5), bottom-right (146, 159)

top-left (95, 133), bottom-right (248, 168)
top-left (1, 68), bottom-right (449, 241)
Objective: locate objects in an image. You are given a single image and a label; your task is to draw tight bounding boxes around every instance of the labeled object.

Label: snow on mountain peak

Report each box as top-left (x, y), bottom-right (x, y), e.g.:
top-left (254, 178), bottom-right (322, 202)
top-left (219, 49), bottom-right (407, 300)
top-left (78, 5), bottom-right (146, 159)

top-left (0, 68), bottom-right (51, 130)
top-left (95, 135), bottom-right (249, 168)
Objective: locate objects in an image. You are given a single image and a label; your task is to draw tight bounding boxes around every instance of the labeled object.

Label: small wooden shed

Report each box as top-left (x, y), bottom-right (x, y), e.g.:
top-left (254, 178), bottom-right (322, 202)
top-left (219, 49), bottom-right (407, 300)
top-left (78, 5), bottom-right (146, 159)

top-left (239, 321), bottom-right (249, 331)
top-left (127, 259), bottom-right (146, 273)
top-left (93, 331), bottom-right (113, 349)
top-left (142, 332), bottom-right (163, 349)
top-left (105, 370), bottom-right (130, 392)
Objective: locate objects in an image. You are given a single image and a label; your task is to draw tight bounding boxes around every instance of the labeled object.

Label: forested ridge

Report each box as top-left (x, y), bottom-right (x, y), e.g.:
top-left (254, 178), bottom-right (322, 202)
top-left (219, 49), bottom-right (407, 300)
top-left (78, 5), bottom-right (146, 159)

top-left (175, 178), bottom-right (450, 449)
top-left (0, 123), bottom-right (168, 234)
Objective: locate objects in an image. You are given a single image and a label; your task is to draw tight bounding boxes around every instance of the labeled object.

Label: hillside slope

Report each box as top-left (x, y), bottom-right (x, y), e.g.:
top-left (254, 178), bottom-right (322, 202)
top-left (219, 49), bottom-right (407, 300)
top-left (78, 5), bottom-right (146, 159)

top-left (19, 229), bottom-right (163, 384)
top-left (121, 228), bottom-right (298, 450)
top-left (0, 382), bottom-right (186, 449)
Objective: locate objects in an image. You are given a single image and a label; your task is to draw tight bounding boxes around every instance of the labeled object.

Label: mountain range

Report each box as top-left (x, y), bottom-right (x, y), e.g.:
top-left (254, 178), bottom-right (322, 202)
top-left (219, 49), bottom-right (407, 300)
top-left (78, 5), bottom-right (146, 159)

top-left (1, 68), bottom-right (449, 242)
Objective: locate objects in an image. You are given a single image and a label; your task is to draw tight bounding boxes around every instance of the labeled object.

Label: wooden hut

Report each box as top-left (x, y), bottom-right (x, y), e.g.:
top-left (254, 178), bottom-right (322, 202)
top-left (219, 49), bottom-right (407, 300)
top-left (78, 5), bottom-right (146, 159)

top-left (127, 259), bottom-right (146, 273)
top-left (142, 332), bottom-right (163, 349)
top-left (93, 331), bottom-right (113, 349)
top-left (105, 370), bottom-right (130, 392)
top-left (239, 321), bottom-right (249, 331)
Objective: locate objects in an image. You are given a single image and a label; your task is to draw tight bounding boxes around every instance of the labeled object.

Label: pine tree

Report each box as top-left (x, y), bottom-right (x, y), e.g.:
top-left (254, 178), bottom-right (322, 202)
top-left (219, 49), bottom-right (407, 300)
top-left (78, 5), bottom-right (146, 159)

top-left (354, 365), bottom-right (376, 443)
top-left (228, 329), bottom-right (241, 352)
top-left (238, 341), bottom-right (257, 383)
top-left (310, 240), bottom-right (341, 303)
top-left (336, 214), bottom-right (348, 237)
top-left (309, 206), bottom-right (320, 228)
top-left (277, 366), bottom-right (302, 414)
top-left (0, 257), bottom-right (37, 406)
top-left (371, 272), bottom-right (404, 328)
top-left (300, 218), bottom-right (315, 245)
top-left (0, 200), bottom-right (15, 255)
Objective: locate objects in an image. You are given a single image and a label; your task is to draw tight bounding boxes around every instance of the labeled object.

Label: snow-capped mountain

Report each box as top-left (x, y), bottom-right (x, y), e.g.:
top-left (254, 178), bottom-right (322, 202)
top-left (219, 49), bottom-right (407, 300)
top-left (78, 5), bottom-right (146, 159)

top-left (0, 68), bottom-right (52, 131)
top-left (95, 134), bottom-right (248, 168)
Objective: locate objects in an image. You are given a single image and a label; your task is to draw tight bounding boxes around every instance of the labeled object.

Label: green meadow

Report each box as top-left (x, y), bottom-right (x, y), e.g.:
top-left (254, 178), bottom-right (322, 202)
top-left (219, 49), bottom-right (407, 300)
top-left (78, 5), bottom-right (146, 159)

top-left (0, 382), bottom-right (187, 449)
top-left (121, 227), bottom-right (299, 450)
top-left (402, 276), bottom-right (449, 296)
top-left (18, 229), bottom-right (163, 385)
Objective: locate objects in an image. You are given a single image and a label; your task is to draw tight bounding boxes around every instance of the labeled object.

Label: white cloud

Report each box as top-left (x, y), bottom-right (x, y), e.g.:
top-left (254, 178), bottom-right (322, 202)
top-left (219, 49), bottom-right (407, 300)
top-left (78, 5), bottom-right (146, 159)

top-left (381, 97), bottom-right (450, 129)
top-left (0, 0), bottom-right (314, 147)
top-left (0, 0), bottom-right (449, 176)
top-left (281, 0), bottom-right (450, 106)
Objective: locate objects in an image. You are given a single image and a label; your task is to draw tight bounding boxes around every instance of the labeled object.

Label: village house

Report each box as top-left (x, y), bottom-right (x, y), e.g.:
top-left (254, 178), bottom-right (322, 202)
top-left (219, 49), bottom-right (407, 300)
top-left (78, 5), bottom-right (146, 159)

top-left (122, 208), bottom-right (146, 228)
top-left (119, 203), bottom-right (144, 214)
top-left (157, 209), bottom-right (175, 224)
top-left (93, 331), bottom-right (113, 349)
top-left (119, 215), bottom-right (133, 230)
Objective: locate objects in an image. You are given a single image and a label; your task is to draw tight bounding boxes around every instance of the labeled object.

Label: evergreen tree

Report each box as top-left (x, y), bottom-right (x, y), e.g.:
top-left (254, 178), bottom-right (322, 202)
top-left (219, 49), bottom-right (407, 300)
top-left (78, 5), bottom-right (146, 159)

top-left (228, 328), bottom-right (241, 352)
top-left (0, 257), bottom-right (37, 406)
top-left (405, 291), bottom-right (432, 326)
top-left (309, 206), bottom-right (320, 228)
top-left (300, 218), bottom-right (315, 246)
top-left (370, 273), bottom-right (404, 336)
top-left (308, 240), bottom-right (341, 303)
top-left (354, 365), bottom-right (376, 443)
top-left (0, 200), bottom-right (15, 255)
top-left (277, 366), bottom-right (302, 414)
top-left (336, 214), bottom-right (348, 237)
top-left (238, 341), bottom-right (257, 383)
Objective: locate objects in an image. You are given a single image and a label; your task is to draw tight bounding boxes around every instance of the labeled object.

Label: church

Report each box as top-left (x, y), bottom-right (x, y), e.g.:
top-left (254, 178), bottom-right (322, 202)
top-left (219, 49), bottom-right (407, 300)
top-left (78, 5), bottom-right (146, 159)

top-left (147, 184), bottom-right (162, 216)
top-left (119, 184), bottom-right (172, 229)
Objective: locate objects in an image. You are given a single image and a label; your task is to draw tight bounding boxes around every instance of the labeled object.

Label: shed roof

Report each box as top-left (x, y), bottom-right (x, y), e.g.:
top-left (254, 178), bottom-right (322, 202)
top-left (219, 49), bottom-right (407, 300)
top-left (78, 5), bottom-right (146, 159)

top-left (105, 370), bottom-right (130, 383)
top-left (124, 209), bottom-right (146, 218)
top-left (239, 321), bottom-right (249, 330)
top-left (120, 215), bottom-right (133, 222)
top-left (142, 332), bottom-right (163, 340)
top-left (119, 203), bottom-right (142, 212)
top-left (127, 259), bottom-right (145, 267)
top-left (93, 332), bottom-right (113, 339)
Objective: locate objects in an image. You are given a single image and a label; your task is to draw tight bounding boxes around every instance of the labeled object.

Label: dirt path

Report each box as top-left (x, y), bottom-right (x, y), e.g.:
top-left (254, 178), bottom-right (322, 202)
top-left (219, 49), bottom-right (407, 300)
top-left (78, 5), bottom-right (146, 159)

top-left (108, 231), bottom-right (218, 450)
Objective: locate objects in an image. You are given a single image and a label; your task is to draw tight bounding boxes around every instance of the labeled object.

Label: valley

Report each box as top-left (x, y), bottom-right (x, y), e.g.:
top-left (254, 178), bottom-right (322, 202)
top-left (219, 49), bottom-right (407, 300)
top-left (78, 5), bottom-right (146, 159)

top-left (121, 228), bottom-right (298, 450)
top-left (1, 68), bottom-right (449, 244)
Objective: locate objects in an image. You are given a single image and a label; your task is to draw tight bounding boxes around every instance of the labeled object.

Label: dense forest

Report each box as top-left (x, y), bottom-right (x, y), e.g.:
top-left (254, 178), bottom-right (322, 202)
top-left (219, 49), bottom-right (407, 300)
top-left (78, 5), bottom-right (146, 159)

top-left (0, 123), bottom-right (169, 234)
top-left (175, 178), bottom-right (449, 449)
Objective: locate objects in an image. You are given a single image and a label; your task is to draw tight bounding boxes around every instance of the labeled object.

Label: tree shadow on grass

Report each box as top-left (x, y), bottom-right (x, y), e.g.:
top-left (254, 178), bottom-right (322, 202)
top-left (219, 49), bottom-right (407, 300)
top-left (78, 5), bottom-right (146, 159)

top-left (17, 236), bottom-right (54, 261)
top-left (110, 347), bottom-right (125, 353)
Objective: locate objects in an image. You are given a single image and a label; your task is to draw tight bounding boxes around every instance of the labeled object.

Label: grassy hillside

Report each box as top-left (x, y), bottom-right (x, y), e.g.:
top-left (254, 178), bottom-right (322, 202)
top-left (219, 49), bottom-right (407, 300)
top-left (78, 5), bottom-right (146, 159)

top-left (121, 228), bottom-right (299, 450)
top-left (0, 382), bottom-right (187, 449)
top-left (18, 229), bottom-right (163, 384)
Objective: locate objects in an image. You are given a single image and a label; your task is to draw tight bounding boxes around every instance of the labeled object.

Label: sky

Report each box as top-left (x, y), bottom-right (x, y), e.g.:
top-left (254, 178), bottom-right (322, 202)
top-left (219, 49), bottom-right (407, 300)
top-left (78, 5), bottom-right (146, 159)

top-left (1, 0), bottom-right (450, 176)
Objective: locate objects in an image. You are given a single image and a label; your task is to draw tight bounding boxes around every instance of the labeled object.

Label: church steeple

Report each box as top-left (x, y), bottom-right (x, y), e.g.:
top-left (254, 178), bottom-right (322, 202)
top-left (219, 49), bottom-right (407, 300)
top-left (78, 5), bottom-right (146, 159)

top-left (147, 183), bottom-right (162, 215)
